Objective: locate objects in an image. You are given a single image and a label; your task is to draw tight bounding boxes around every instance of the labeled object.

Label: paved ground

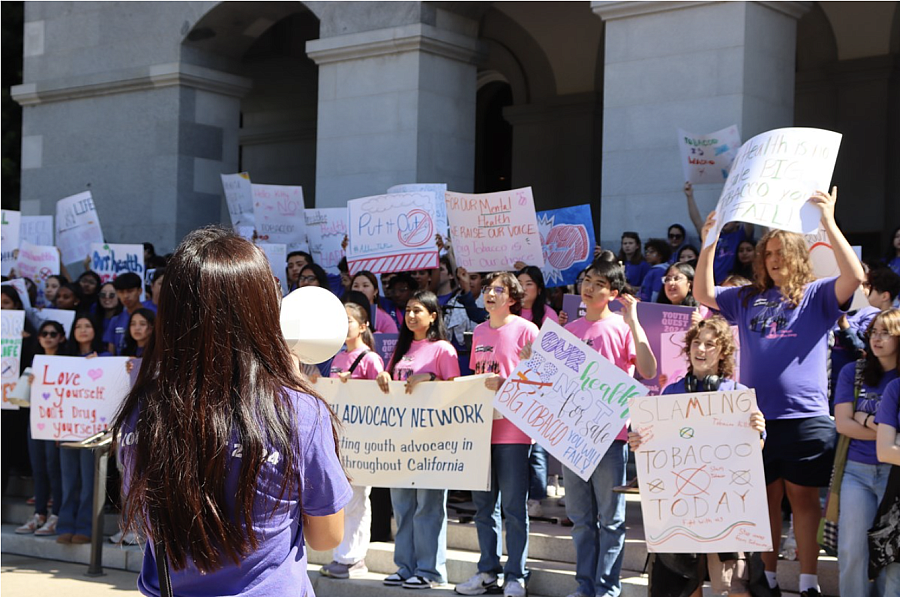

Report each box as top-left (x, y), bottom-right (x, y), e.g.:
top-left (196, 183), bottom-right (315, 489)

top-left (0, 553), bottom-right (140, 596)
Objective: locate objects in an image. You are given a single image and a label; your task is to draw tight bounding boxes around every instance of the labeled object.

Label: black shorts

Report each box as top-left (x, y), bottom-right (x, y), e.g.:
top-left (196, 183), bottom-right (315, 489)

top-left (762, 416), bottom-right (836, 487)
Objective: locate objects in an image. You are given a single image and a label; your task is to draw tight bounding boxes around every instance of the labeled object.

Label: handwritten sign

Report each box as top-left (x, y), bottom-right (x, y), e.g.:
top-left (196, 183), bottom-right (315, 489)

top-left (537, 205), bottom-right (595, 287)
top-left (28, 309), bottom-right (76, 339)
top-left (347, 192), bottom-right (439, 275)
top-left (314, 376), bottom-right (493, 490)
top-left (30, 355), bottom-right (131, 441)
top-left (305, 208), bottom-right (348, 274)
top-left (20, 215), bottom-right (54, 246)
top-left (256, 242), bottom-right (288, 295)
top-left (252, 184), bottom-right (306, 245)
top-left (2, 310), bottom-right (25, 410)
top-left (388, 183), bottom-right (449, 237)
top-left (630, 389), bottom-right (771, 553)
top-left (16, 241), bottom-right (60, 306)
top-left (446, 187), bottom-right (544, 270)
top-left (805, 225), bottom-right (868, 311)
top-left (493, 320), bottom-right (648, 481)
top-left (220, 173), bottom-right (255, 228)
top-left (2, 280), bottom-right (31, 310)
top-left (90, 243), bottom-right (145, 285)
top-left (678, 126), bottom-right (742, 184)
top-left (2, 210), bottom-right (21, 276)
top-left (56, 191), bottom-right (104, 265)
top-left (707, 128), bottom-right (842, 246)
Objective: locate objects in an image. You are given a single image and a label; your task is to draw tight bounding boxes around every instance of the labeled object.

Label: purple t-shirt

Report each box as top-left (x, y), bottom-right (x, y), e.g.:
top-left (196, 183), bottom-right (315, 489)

top-left (638, 263), bottom-right (668, 303)
top-left (121, 390), bottom-right (352, 597)
top-left (830, 306), bottom-right (879, 393)
top-left (661, 377), bottom-right (747, 395)
top-left (713, 225), bottom-right (748, 285)
top-left (625, 261), bottom-right (651, 289)
top-left (834, 362), bottom-right (899, 464)
top-left (714, 277), bottom-right (844, 420)
top-left (875, 377), bottom-right (900, 429)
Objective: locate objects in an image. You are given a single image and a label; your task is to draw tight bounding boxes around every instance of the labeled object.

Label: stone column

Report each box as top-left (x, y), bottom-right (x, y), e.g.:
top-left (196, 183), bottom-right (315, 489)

top-left (591, 1), bottom-right (810, 247)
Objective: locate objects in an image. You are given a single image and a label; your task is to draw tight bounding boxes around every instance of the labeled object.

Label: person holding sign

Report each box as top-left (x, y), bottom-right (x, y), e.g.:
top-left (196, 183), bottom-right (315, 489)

top-left (694, 188), bottom-right (865, 597)
top-left (559, 260), bottom-right (656, 597)
top-left (375, 290), bottom-right (459, 590)
top-left (684, 182), bottom-right (754, 285)
top-left (113, 227), bottom-right (350, 597)
top-left (629, 315), bottom-right (766, 597)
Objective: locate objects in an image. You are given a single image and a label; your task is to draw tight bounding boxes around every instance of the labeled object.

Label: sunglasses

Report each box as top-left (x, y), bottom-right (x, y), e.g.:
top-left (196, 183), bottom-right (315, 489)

top-left (668, 233), bottom-right (684, 240)
top-left (99, 292), bottom-right (117, 299)
top-left (40, 330), bottom-right (60, 338)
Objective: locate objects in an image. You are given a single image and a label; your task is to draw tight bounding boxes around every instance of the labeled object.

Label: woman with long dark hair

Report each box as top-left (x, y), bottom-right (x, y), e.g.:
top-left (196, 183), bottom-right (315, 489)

top-left (96, 281), bottom-right (122, 338)
top-left (516, 265), bottom-right (558, 327)
top-left (121, 308), bottom-right (155, 358)
top-left (619, 231), bottom-right (650, 289)
top-left (112, 226), bottom-right (350, 596)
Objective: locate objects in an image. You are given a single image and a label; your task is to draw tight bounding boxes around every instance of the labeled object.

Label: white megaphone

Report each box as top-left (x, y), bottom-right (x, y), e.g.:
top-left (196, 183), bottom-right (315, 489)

top-left (280, 286), bottom-right (348, 364)
top-left (7, 367), bottom-right (33, 408)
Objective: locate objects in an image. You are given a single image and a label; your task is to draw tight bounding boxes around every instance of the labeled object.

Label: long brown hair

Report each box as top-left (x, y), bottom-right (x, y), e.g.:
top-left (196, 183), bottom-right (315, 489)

top-left (112, 226), bottom-right (338, 573)
top-left (741, 229), bottom-right (815, 308)
top-left (681, 316), bottom-right (737, 379)
top-left (862, 309), bottom-right (900, 387)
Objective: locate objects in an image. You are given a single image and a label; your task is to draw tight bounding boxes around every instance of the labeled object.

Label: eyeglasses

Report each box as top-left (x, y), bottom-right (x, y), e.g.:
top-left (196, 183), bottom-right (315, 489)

top-left (870, 331), bottom-right (896, 340)
top-left (483, 286), bottom-right (508, 296)
top-left (662, 275), bottom-right (687, 284)
top-left (99, 292), bottom-right (116, 299)
top-left (668, 233), bottom-right (684, 240)
top-left (40, 331), bottom-right (60, 338)
top-left (299, 275), bottom-right (318, 283)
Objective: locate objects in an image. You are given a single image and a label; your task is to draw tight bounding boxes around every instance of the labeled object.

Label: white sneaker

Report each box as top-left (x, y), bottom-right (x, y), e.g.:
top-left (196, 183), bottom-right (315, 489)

top-left (546, 475), bottom-right (560, 497)
top-left (527, 499), bottom-right (544, 518)
top-left (455, 572), bottom-right (500, 595)
top-left (15, 513), bottom-right (45, 534)
top-left (34, 514), bottom-right (58, 536)
top-left (503, 578), bottom-right (526, 597)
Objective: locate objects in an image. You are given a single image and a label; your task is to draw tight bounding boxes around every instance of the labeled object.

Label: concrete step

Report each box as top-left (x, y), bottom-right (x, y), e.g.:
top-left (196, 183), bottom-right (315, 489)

top-left (3, 497), bottom-right (121, 536)
top-left (1, 523), bottom-right (145, 572)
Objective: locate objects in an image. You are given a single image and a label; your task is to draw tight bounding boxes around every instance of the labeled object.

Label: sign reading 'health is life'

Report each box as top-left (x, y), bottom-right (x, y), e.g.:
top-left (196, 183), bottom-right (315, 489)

top-left (220, 173), bottom-right (255, 229)
top-left (446, 187), bottom-right (544, 270)
top-left (493, 320), bottom-right (648, 481)
top-left (56, 191), bottom-right (105, 265)
top-left (30, 355), bottom-right (131, 441)
top-left (347, 192), bottom-right (439, 275)
top-left (630, 389), bottom-right (771, 553)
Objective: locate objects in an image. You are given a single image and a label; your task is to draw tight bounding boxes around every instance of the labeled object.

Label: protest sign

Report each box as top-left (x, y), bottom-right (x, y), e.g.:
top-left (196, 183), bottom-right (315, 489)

top-left (252, 184), bottom-right (306, 245)
top-left (2, 210), bottom-right (21, 276)
top-left (630, 389), bottom-right (771, 553)
top-left (388, 183), bottom-right (449, 237)
top-left (493, 320), bottom-right (648, 481)
top-left (56, 191), bottom-right (104, 265)
top-left (536, 205), bottom-right (595, 287)
top-left (20, 215), bottom-right (54, 246)
top-left (256, 242), bottom-right (288, 295)
top-left (305, 208), bottom-right (348, 274)
top-left (2, 310), bottom-right (25, 410)
top-left (1, 280), bottom-right (31, 310)
top-left (805, 225), bottom-right (868, 311)
top-left (220, 173), bottom-right (255, 228)
top-left (28, 309), bottom-right (76, 339)
top-left (347, 192), bottom-right (439, 275)
top-left (90, 243), bottom-right (145, 284)
top-left (707, 128), bottom-right (842, 246)
top-left (30, 355), bottom-right (131, 441)
top-left (374, 333), bottom-right (399, 366)
top-left (446, 187), bottom-right (544, 270)
top-left (315, 376), bottom-right (494, 490)
top-left (16, 241), bottom-right (60, 306)
top-left (678, 126), bottom-right (741, 185)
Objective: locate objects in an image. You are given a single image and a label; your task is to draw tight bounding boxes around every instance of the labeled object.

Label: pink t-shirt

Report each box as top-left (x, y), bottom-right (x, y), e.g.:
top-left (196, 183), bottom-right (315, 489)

top-left (565, 314), bottom-right (636, 441)
top-left (391, 339), bottom-right (460, 381)
top-left (520, 307), bottom-right (559, 327)
top-left (470, 316), bottom-right (540, 444)
top-left (330, 347), bottom-right (384, 380)
top-left (374, 306), bottom-right (399, 334)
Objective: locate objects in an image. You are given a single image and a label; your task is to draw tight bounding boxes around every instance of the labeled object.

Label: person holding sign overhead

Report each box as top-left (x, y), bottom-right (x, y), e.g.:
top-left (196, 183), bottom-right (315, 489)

top-left (684, 181), bottom-right (754, 285)
top-left (694, 187), bottom-right (865, 597)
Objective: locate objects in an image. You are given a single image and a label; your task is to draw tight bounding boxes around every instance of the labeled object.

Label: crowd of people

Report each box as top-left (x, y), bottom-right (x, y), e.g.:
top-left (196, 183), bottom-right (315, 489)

top-left (2, 187), bottom-right (900, 597)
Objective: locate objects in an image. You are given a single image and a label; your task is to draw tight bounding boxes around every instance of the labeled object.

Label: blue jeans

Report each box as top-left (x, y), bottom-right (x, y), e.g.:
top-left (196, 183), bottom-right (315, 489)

top-left (390, 487), bottom-right (448, 583)
top-left (839, 459), bottom-right (890, 597)
top-left (885, 563), bottom-right (900, 596)
top-left (529, 444), bottom-right (548, 501)
top-left (564, 441), bottom-right (627, 597)
top-left (27, 429), bottom-right (61, 517)
top-left (58, 448), bottom-right (95, 536)
top-left (472, 443), bottom-right (531, 582)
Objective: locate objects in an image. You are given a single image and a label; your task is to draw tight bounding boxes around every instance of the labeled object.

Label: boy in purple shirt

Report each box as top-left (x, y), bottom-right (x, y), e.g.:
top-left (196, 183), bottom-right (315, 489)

top-left (103, 272), bottom-right (156, 355)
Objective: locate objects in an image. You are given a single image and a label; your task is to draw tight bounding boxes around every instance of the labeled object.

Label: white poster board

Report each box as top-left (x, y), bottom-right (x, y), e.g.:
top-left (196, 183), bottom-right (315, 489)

top-left (2, 210), bottom-right (21, 276)
top-left (707, 128), bottom-right (842, 246)
top-left (220, 173), bottom-right (255, 228)
top-left (1, 310), bottom-right (25, 410)
top-left (56, 191), bottom-right (105, 265)
top-left (446, 187), bottom-right (544, 270)
top-left (257, 242), bottom-right (288, 295)
top-left (804, 225), bottom-right (868, 311)
top-left (493, 320), bottom-right (648, 481)
top-left (89, 243), bottom-right (146, 285)
top-left (28, 308), bottom-right (76, 339)
top-left (630, 389), bottom-right (771, 553)
top-left (20, 215), bottom-right (54, 247)
top-left (388, 183), bottom-right (449, 237)
top-left (16, 241), bottom-right (60, 306)
top-left (678, 126), bottom-right (742, 184)
top-left (252, 184), bottom-right (307, 245)
top-left (315, 376), bottom-right (494, 490)
top-left (305, 208), bottom-right (348, 275)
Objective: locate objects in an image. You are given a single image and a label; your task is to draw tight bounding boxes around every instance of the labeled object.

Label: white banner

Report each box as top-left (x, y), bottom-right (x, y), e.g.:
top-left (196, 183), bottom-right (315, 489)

top-left (30, 355), bottom-right (131, 441)
top-left (252, 184), bottom-right (306, 245)
top-left (677, 125), bottom-right (741, 185)
top-left (630, 389), bottom-right (771, 553)
top-left (493, 320), bottom-right (647, 481)
top-left (305, 208), bottom-right (348, 275)
top-left (388, 183), bottom-right (449, 237)
top-left (220, 173), bottom-right (255, 228)
top-left (20, 215), bottom-right (54, 246)
top-left (2, 310), bottom-right (25, 410)
top-left (56, 191), bottom-right (105, 265)
top-left (314, 376), bottom-right (494, 490)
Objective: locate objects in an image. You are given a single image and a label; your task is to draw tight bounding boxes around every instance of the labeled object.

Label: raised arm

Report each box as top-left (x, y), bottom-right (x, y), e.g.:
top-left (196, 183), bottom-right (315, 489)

top-left (811, 187), bottom-right (865, 306)
top-left (693, 211), bottom-right (719, 311)
top-left (683, 182), bottom-right (703, 237)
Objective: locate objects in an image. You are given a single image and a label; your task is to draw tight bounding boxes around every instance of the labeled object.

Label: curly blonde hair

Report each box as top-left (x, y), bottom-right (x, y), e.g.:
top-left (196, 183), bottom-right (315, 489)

top-left (681, 316), bottom-right (737, 379)
top-left (743, 229), bottom-right (815, 308)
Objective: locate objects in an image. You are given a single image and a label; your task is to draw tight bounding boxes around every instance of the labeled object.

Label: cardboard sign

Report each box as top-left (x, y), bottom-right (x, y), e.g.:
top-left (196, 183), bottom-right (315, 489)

top-left (256, 242), bottom-right (288, 295)
top-left (315, 376), bottom-right (494, 490)
top-left (537, 205), bottom-right (595, 287)
top-left (28, 308), bottom-right (76, 339)
top-left (347, 192), bottom-right (439, 275)
top-left (56, 191), bottom-right (105, 265)
top-left (388, 183), bottom-right (449, 237)
top-left (678, 126), bottom-right (742, 184)
top-left (630, 389), bottom-right (771, 553)
top-left (493, 320), bottom-right (648, 481)
top-left (707, 128), bottom-right (842, 246)
top-left (220, 173), bottom-right (255, 228)
top-left (252, 184), bottom-right (306, 245)
top-left (446, 187), bottom-right (544, 270)
top-left (305, 208), bottom-right (348, 275)
top-left (16, 241), bottom-right (60, 306)
top-left (1, 210), bottom-right (21, 276)
top-left (30, 355), bottom-right (131, 441)
top-left (805, 225), bottom-right (868, 311)
top-left (20, 215), bottom-right (54, 246)
top-left (1, 310), bottom-right (25, 410)
top-left (90, 243), bottom-right (145, 284)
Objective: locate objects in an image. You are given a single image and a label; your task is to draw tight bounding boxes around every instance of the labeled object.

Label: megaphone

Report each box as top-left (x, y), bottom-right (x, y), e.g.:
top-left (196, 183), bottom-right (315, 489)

top-left (280, 286), bottom-right (348, 365)
top-left (7, 367), bottom-right (33, 408)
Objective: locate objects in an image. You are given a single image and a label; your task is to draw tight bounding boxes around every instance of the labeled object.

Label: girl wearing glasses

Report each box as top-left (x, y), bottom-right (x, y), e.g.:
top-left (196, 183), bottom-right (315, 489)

top-left (657, 262), bottom-right (708, 325)
top-left (297, 263), bottom-right (329, 290)
top-left (96, 282), bottom-right (122, 338)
